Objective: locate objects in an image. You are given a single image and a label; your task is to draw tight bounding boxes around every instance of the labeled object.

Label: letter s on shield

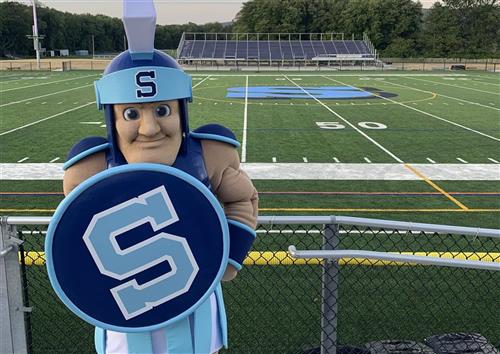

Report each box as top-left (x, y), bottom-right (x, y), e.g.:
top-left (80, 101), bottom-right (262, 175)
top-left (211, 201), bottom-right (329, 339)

top-left (82, 186), bottom-right (199, 320)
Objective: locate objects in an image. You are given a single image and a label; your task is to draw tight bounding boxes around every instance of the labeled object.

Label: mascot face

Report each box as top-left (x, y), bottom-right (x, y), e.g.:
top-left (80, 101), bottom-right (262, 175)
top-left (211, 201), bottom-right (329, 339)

top-left (113, 99), bottom-right (182, 165)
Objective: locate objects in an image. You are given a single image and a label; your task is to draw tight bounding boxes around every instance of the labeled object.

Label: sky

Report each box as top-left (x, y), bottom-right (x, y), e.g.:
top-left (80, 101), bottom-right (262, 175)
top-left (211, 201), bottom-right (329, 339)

top-left (6, 0), bottom-right (439, 25)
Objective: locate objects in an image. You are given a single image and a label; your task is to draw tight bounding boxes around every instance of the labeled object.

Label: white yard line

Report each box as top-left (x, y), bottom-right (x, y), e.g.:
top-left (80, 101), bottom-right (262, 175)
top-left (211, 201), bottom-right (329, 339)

top-left (0, 102), bottom-right (95, 137)
top-left (456, 158), bottom-right (468, 164)
top-left (324, 76), bottom-right (500, 142)
top-left (284, 75), bottom-right (404, 163)
top-left (192, 75), bottom-right (211, 89)
top-left (383, 79), bottom-right (500, 112)
top-left (3, 163), bottom-right (499, 181)
top-left (488, 158), bottom-right (499, 164)
top-left (0, 84), bottom-right (93, 108)
top-left (405, 76), bottom-right (500, 95)
top-left (0, 74), bottom-right (98, 93)
top-left (242, 75), bottom-right (249, 163)
top-left (17, 157), bottom-right (29, 163)
top-left (426, 158), bottom-right (436, 164)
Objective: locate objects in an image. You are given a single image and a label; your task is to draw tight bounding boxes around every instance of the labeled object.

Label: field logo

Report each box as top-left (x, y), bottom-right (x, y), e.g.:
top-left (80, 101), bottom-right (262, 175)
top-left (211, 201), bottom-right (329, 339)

top-left (226, 86), bottom-right (397, 100)
top-left (83, 186), bottom-right (199, 320)
top-left (135, 70), bottom-right (157, 98)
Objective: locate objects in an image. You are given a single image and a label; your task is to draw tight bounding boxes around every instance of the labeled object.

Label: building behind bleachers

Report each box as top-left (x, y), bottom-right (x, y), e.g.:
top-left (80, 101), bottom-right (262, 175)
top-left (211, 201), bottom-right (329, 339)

top-left (176, 32), bottom-right (379, 67)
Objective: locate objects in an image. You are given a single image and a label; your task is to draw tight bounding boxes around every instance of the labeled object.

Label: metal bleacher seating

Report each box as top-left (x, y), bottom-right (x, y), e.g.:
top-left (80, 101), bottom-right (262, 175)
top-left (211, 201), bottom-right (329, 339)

top-left (177, 33), bottom-right (377, 63)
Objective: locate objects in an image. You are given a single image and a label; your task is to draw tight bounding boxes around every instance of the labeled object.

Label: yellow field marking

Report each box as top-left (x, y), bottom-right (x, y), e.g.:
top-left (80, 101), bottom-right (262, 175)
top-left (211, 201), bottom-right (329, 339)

top-left (2, 208), bottom-right (500, 213)
top-left (259, 208), bottom-right (500, 212)
top-left (19, 251), bottom-right (500, 267)
top-left (404, 164), bottom-right (469, 210)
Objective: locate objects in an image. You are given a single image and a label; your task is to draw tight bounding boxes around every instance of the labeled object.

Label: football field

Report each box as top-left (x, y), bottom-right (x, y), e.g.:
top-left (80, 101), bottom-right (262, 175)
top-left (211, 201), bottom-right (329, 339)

top-left (1, 70), bottom-right (499, 228)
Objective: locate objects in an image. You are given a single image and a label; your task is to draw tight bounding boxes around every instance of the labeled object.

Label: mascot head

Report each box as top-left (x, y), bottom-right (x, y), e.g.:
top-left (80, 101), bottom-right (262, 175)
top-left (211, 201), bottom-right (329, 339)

top-left (94, 0), bottom-right (192, 166)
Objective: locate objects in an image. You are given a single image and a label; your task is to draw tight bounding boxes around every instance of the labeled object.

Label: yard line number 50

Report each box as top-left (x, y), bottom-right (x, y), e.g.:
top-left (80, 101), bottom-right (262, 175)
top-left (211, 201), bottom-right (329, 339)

top-left (316, 122), bottom-right (387, 130)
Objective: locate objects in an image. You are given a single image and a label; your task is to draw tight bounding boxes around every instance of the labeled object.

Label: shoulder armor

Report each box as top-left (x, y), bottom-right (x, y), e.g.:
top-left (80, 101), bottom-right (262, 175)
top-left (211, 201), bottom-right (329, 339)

top-left (190, 124), bottom-right (240, 148)
top-left (63, 136), bottom-right (109, 170)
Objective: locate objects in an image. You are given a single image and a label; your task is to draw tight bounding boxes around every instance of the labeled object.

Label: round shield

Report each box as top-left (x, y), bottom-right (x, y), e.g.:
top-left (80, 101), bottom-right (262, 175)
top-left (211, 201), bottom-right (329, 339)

top-left (45, 163), bottom-right (229, 332)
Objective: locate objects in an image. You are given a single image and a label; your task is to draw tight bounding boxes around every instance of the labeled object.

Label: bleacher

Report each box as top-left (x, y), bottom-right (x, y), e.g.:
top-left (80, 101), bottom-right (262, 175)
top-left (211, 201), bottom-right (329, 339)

top-left (177, 33), bottom-right (377, 64)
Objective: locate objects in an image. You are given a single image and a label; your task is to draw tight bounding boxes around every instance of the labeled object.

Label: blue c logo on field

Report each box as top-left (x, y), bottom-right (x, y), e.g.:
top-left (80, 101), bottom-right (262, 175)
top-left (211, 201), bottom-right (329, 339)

top-left (135, 70), bottom-right (157, 98)
top-left (83, 186), bottom-right (199, 320)
top-left (45, 164), bottom-right (229, 332)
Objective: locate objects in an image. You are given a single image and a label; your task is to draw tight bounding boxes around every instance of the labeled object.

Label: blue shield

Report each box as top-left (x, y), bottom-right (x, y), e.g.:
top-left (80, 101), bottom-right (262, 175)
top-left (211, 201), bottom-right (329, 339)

top-left (45, 164), bottom-right (229, 332)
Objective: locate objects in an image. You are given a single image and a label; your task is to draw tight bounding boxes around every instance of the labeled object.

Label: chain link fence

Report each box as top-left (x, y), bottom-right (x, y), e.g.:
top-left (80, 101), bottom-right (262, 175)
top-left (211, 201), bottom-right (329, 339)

top-left (2, 216), bottom-right (499, 353)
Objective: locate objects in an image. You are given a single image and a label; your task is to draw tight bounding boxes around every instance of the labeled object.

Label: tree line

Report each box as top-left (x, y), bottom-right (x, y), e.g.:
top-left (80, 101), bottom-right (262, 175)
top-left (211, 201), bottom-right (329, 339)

top-left (0, 0), bottom-right (498, 58)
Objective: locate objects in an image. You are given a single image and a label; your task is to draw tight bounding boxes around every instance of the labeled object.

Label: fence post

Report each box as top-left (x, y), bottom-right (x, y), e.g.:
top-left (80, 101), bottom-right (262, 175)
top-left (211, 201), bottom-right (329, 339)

top-left (321, 219), bottom-right (340, 354)
top-left (0, 218), bottom-right (28, 354)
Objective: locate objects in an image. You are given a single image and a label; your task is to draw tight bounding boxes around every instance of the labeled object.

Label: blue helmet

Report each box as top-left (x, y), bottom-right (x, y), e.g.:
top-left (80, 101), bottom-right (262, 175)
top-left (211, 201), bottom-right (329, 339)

top-left (93, 0), bottom-right (192, 165)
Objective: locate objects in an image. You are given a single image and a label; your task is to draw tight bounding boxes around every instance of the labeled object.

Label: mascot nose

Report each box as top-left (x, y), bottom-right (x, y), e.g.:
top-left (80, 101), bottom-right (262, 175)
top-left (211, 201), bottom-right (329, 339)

top-left (138, 113), bottom-right (161, 137)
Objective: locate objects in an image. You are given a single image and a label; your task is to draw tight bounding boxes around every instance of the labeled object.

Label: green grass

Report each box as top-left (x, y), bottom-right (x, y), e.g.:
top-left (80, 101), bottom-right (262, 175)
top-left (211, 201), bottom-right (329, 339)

top-left (1, 70), bottom-right (499, 352)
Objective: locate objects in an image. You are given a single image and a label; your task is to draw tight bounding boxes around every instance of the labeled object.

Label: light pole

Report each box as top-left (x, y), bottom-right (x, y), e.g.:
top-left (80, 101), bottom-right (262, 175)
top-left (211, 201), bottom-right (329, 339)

top-left (26, 0), bottom-right (44, 70)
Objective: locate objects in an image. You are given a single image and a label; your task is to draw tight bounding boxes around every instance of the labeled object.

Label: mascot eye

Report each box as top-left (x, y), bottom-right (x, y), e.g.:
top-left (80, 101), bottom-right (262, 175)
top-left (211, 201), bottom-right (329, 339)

top-left (155, 104), bottom-right (171, 118)
top-left (123, 108), bottom-right (140, 121)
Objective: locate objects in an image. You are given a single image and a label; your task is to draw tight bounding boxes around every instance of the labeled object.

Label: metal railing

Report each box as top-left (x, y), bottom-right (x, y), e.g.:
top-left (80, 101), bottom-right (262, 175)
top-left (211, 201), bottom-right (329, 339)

top-left (1, 215), bottom-right (499, 354)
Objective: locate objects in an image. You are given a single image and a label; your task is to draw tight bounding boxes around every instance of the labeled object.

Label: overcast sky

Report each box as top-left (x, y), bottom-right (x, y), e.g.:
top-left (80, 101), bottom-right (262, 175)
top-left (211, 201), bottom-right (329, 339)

top-left (7, 0), bottom-right (438, 25)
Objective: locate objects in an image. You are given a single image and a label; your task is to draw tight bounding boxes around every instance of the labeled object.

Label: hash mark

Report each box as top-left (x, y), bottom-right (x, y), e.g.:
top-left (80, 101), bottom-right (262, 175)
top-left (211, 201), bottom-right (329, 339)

top-left (272, 157), bottom-right (277, 163)
top-left (364, 157), bottom-right (372, 163)
top-left (303, 157), bottom-right (308, 163)
top-left (17, 157), bottom-right (29, 163)
top-left (25, 102), bottom-right (31, 104)
top-left (488, 158), bottom-right (499, 164)
top-left (49, 157), bottom-right (60, 163)
top-left (41, 102), bottom-right (47, 105)
top-left (456, 158), bottom-right (468, 164)
top-left (57, 101), bottom-right (63, 104)
top-left (333, 157), bottom-right (340, 163)
top-left (426, 158), bottom-right (436, 164)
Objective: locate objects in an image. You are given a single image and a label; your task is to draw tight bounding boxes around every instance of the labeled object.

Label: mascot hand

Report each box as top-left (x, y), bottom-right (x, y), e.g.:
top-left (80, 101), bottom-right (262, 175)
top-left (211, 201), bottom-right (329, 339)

top-left (221, 264), bottom-right (238, 282)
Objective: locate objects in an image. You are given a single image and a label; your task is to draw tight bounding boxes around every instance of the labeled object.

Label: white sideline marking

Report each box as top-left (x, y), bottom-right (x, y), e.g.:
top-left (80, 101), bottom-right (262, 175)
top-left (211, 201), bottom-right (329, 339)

top-left (242, 75), bottom-right (249, 163)
top-left (303, 157), bottom-right (308, 163)
top-left (488, 158), bottom-right (499, 164)
top-left (285, 76), bottom-right (404, 163)
top-left (333, 157), bottom-right (340, 163)
top-left (406, 76), bottom-right (500, 95)
top-left (17, 157), bottom-right (29, 163)
top-left (0, 102), bottom-right (95, 137)
top-left (383, 80), bottom-right (500, 112)
top-left (0, 74), bottom-right (98, 93)
top-left (327, 77), bottom-right (500, 142)
top-left (457, 158), bottom-right (468, 164)
top-left (4, 163), bottom-right (499, 180)
top-left (426, 158), bottom-right (436, 164)
top-left (0, 84), bottom-right (93, 108)
top-left (49, 157), bottom-right (60, 163)
top-left (190, 73), bottom-right (469, 78)
top-left (364, 157), bottom-right (372, 163)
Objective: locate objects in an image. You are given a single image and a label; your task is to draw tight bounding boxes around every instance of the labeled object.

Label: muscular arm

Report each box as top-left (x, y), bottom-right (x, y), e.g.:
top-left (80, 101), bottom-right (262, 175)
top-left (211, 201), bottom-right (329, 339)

top-left (63, 152), bottom-right (107, 196)
top-left (202, 140), bottom-right (258, 281)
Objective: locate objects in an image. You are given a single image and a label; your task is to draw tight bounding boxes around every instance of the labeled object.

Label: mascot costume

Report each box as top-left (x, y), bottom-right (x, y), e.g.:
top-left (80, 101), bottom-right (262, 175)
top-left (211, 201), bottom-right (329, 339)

top-left (45, 1), bottom-right (258, 353)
